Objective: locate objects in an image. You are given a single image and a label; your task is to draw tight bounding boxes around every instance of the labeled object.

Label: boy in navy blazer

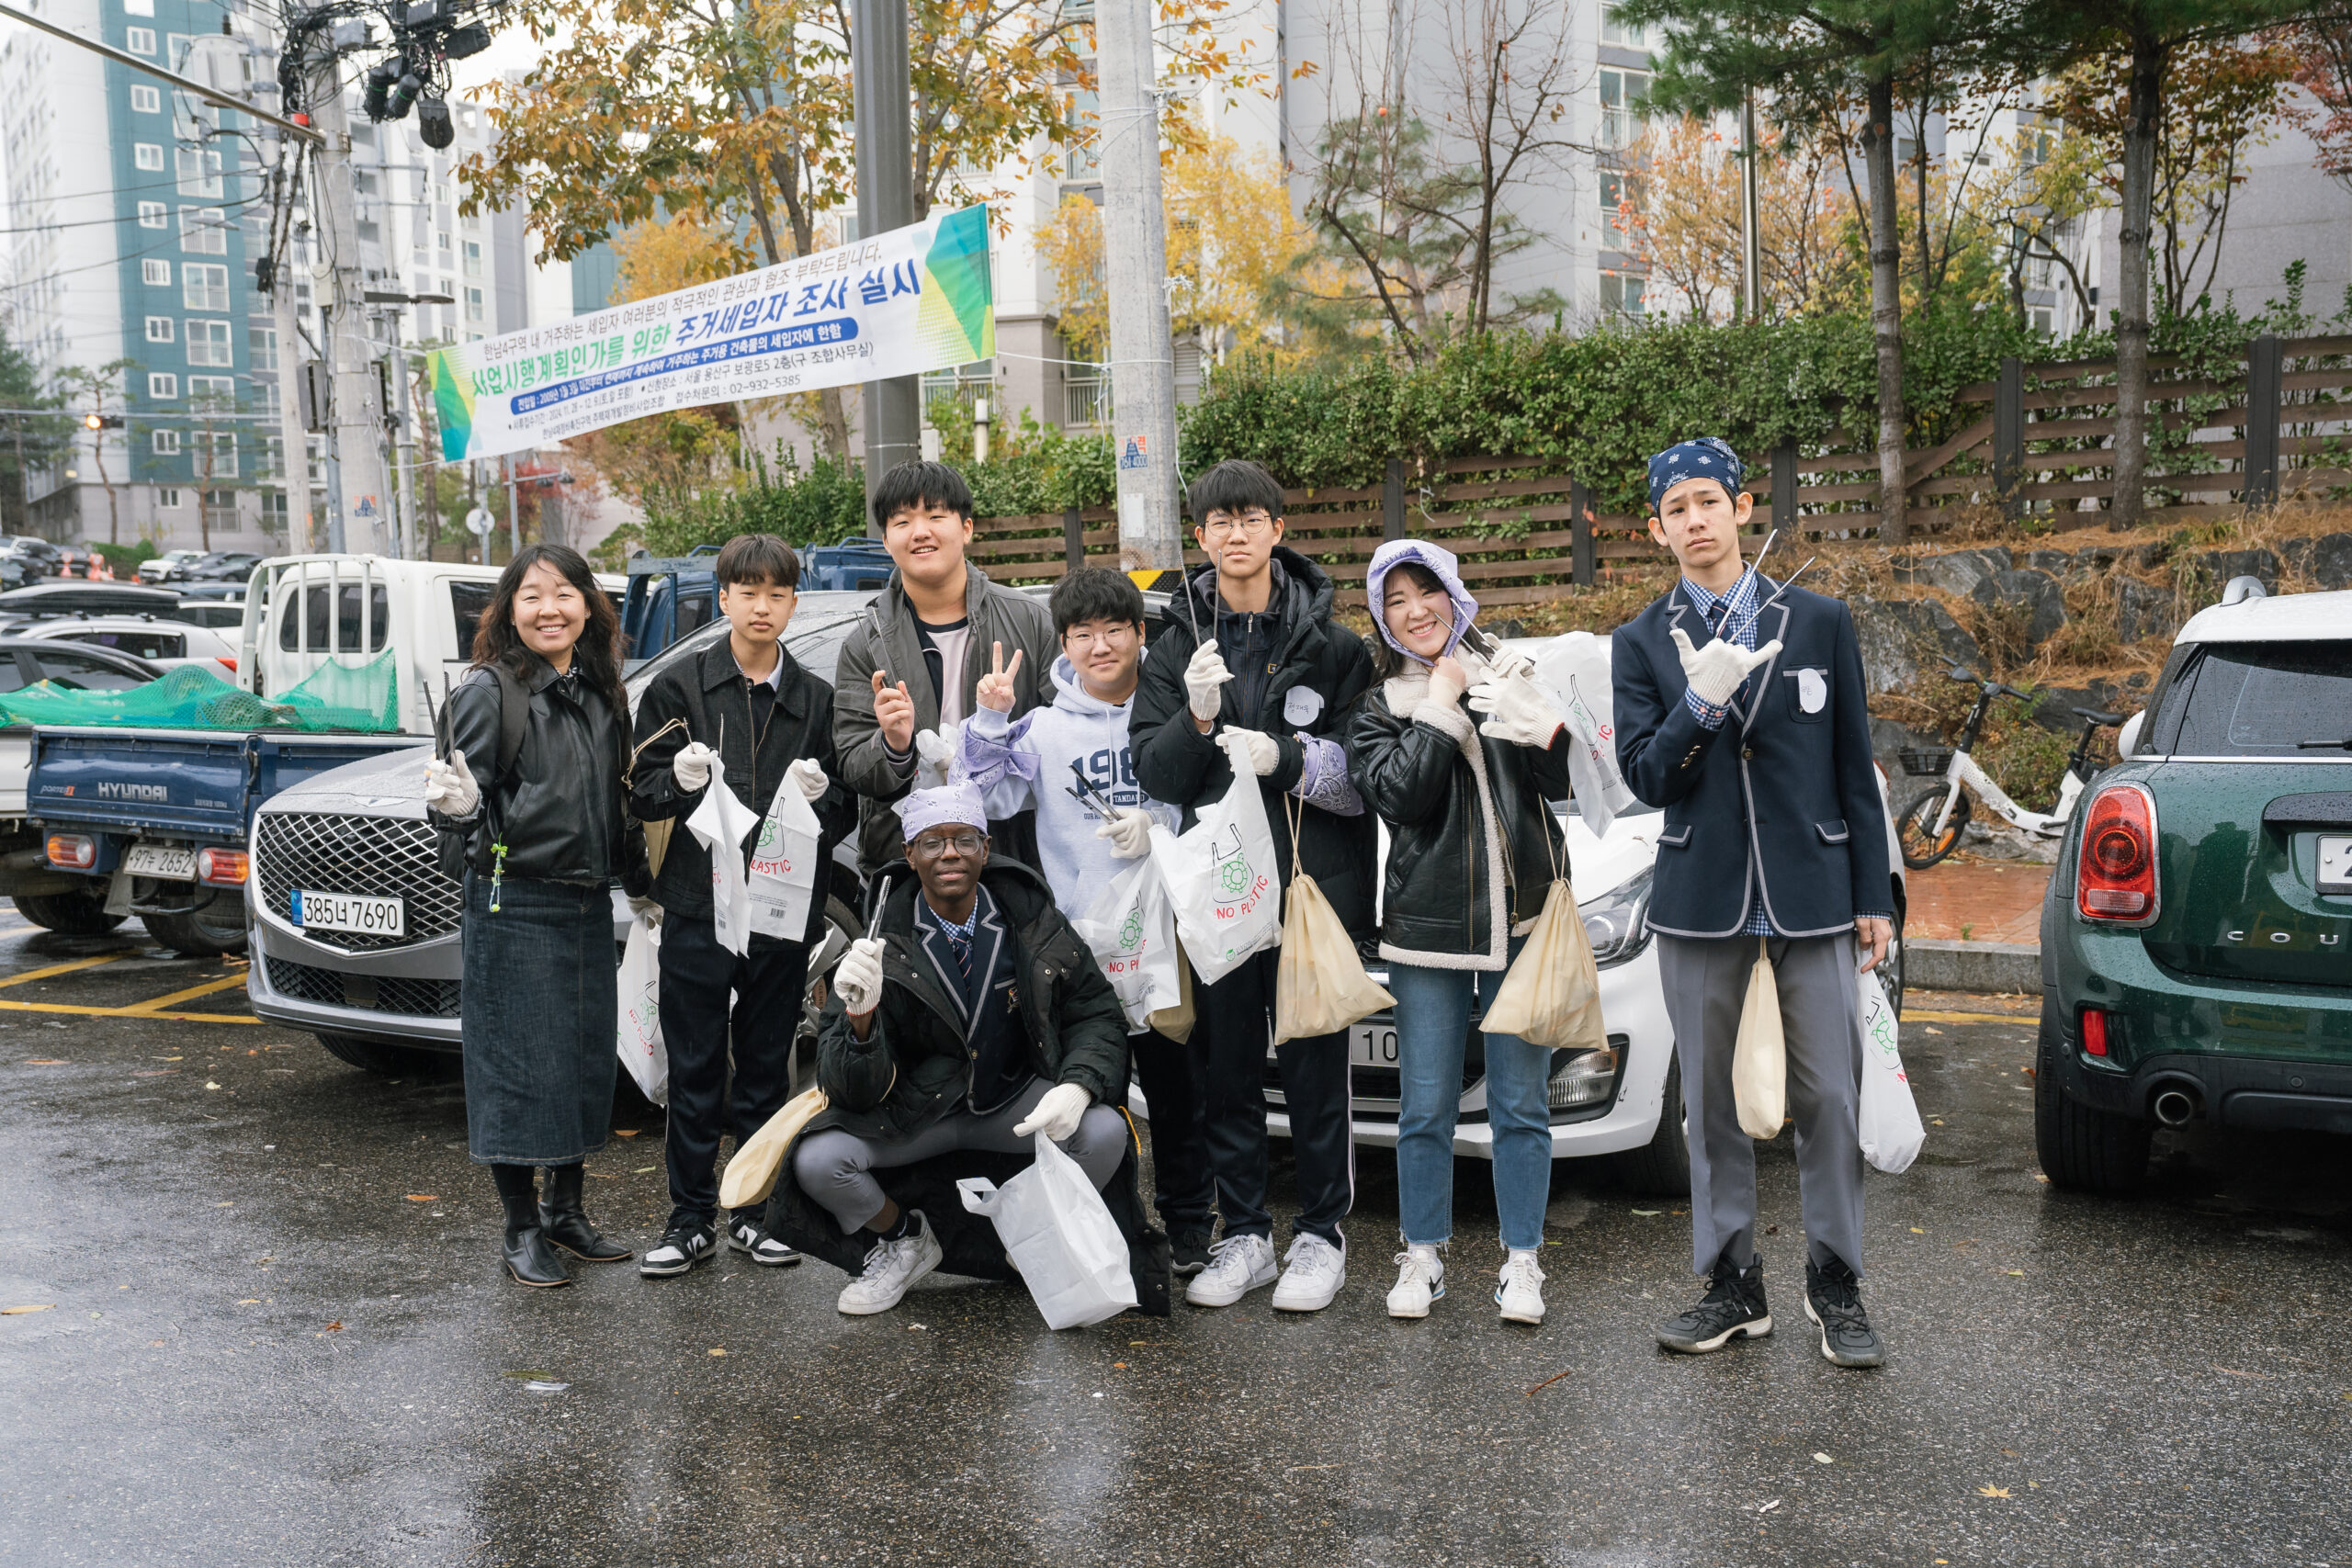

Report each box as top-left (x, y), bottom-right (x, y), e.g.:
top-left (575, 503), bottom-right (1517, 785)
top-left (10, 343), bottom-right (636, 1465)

top-left (1611, 436), bottom-right (1894, 1370)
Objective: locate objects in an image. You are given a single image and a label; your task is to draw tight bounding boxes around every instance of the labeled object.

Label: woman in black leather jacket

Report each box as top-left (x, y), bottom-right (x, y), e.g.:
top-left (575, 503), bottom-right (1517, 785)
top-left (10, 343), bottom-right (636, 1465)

top-left (424, 544), bottom-right (636, 1287)
top-left (1346, 540), bottom-right (1575, 1327)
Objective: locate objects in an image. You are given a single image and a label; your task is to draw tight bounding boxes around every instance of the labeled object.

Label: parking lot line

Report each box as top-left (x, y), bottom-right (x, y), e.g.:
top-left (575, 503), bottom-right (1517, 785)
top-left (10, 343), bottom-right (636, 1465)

top-left (0, 955), bottom-right (126, 988)
top-left (0, 998), bottom-right (259, 1025)
top-left (1905, 1007), bottom-right (2040, 1027)
top-left (120, 976), bottom-right (250, 1013)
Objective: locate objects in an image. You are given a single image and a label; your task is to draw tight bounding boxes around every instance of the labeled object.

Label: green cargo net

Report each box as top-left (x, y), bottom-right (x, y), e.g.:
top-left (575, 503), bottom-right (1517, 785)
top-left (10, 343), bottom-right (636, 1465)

top-left (0, 647), bottom-right (401, 732)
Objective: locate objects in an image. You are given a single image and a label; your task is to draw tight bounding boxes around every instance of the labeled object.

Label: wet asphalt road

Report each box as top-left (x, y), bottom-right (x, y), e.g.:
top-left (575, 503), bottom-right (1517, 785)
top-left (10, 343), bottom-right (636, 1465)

top-left (4, 920), bottom-right (2351, 1568)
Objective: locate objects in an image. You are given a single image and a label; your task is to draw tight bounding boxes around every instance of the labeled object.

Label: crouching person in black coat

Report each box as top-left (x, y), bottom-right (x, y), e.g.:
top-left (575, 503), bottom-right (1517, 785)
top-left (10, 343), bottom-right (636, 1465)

top-left (768, 781), bottom-right (1170, 1317)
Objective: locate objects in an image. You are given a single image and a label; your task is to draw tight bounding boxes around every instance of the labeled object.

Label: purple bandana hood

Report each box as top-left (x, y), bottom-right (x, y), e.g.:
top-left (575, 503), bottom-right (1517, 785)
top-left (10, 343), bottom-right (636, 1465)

top-left (1365, 538), bottom-right (1480, 664)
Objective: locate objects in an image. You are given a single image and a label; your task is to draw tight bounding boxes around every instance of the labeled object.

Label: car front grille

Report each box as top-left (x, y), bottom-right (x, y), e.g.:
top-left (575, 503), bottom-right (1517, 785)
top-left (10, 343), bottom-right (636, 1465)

top-left (254, 812), bottom-right (459, 952)
top-left (264, 956), bottom-right (460, 1019)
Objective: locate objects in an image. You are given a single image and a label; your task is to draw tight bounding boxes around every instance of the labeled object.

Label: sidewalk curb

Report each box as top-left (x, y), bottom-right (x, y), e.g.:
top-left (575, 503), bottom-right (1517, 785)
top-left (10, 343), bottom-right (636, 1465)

top-left (1906, 939), bottom-right (2041, 996)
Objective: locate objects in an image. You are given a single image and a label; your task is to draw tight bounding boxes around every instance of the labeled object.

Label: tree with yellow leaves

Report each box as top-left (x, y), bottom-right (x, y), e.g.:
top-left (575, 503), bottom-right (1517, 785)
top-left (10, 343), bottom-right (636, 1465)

top-left (1618, 118), bottom-right (1853, 321)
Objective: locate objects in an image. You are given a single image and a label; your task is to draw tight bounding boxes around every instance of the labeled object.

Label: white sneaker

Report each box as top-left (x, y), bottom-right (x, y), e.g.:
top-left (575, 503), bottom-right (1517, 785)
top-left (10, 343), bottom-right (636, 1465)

top-left (835, 1213), bottom-right (942, 1315)
top-left (1496, 1250), bottom-right (1546, 1325)
top-left (1184, 1233), bottom-right (1278, 1308)
top-left (1386, 1245), bottom-right (1446, 1319)
top-left (1271, 1233), bottom-right (1347, 1313)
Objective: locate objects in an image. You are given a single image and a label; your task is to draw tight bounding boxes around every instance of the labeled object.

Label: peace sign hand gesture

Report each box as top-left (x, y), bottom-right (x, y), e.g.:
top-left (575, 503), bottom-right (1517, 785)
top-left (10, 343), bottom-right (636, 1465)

top-left (976, 641), bottom-right (1024, 713)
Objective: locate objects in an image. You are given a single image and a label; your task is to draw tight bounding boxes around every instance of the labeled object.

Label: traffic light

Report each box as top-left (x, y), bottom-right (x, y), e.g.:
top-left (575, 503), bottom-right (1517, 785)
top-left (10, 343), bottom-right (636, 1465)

top-left (82, 413), bottom-right (122, 431)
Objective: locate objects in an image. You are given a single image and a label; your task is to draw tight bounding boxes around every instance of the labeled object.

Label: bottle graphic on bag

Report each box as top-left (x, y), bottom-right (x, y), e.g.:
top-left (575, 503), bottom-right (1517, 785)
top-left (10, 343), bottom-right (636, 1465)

top-left (1212, 825), bottom-right (1251, 902)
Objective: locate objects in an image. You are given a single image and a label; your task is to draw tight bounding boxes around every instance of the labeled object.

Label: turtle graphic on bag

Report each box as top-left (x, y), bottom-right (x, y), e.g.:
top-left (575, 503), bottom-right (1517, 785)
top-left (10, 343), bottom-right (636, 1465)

top-left (1212, 825), bottom-right (1255, 902)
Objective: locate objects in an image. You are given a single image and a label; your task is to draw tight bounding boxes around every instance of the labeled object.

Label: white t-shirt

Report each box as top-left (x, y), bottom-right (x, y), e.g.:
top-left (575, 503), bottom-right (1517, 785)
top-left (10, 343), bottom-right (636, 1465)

top-left (920, 619), bottom-right (973, 731)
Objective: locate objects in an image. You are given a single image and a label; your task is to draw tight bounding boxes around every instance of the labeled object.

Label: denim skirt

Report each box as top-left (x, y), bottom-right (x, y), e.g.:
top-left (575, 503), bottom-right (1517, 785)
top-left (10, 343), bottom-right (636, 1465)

top-left (459, 872), bottom-right (618, 1165)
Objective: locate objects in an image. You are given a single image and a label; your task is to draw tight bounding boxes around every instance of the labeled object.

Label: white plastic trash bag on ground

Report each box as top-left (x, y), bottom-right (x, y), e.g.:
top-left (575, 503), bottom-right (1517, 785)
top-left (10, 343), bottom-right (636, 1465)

top-left (1530, 631), bottom-right (1637, 838)
top-left (686, 775), bottom-right (759, 955)
top-left (747, 784), bottom-right (822, 942)
top-left (1858, 968), bottom-right (1925, 1173)
top-left (1072, 852), bottom-right (1182, 1030)
top-left (616, 915), bottom-right (667, 1106)
top-left (1150, 732), bottom-right (1282, 986)
top-left (958, 1134), bottom-right (1137, 1329)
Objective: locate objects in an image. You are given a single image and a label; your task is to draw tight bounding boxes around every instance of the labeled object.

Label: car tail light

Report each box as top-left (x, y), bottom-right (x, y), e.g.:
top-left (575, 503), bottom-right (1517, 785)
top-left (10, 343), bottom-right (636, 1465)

top-left (2079, 1007), bottom-right (2109, 1057)
top-left (45, 834), bottom-right (95, 869)
top-left (2076, 783), bottom-right (2159, 925)
top-left (197, 847), bottom-right (248, 886)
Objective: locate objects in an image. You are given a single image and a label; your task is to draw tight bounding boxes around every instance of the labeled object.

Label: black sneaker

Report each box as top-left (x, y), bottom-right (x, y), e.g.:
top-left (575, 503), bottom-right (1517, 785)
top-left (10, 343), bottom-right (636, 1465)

top-left (1656, 1254), bottom-right (1771, 1354)
top-left (728, 1214), bottom-right (801, 1268)
top-left (639, 1221), bottom-right (718, 1279)
top-left (1804, 1257), bottom-right (1885, 1369)
top-left (1170, 1229), bottom-right (1214, 1278)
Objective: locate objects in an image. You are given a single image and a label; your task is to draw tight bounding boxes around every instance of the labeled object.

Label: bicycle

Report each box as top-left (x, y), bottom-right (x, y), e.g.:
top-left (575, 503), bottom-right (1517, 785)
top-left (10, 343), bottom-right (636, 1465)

top-left (1894, 667), bottom-right (2120, 870)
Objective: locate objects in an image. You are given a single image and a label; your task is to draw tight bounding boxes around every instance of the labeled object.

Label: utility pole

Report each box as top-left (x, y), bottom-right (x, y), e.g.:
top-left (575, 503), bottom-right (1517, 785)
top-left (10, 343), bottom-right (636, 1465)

top-left (1094, 0), bottom-right (1182, 573)
top-left (390, 343), bottom-right (417, 561)
top-left (1739, 93), bottom-right (1762, 322)
top-left (307, 61), bottom-right (390, 554)
top-left (268, 261), bottom-right (314, 553)
top-left (506, 452), bottom-right (520, 560)
top-left (851, 0), bottom-right (918, 532)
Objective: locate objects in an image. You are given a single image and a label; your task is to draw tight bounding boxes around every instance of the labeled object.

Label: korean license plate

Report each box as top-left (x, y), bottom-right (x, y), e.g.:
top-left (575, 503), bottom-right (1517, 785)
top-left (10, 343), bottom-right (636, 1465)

top-left (1267, 1021), bottom-right (1400, 1066)
top-left (123, 843), bottom-right (195, 882)
top-left (290, 889), bottom-right (404, 937)
top-left (2321, 835), bottom-right (2352, 896)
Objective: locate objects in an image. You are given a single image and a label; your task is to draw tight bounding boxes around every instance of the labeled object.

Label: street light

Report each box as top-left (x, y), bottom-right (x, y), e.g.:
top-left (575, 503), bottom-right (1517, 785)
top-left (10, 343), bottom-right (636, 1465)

top-left (363, 290), bottom-right (456, 305)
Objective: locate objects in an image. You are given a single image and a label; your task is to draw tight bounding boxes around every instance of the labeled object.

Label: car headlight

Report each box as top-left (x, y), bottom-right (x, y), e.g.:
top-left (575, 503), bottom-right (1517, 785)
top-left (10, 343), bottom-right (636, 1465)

top-left (1577, 865), bottom-right (1653, 968)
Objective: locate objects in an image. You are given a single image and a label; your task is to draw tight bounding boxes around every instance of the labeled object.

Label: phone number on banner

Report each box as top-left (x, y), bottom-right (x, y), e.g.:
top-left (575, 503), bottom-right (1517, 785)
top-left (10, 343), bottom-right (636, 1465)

top-left (510, 318), bottom-right (863, 416)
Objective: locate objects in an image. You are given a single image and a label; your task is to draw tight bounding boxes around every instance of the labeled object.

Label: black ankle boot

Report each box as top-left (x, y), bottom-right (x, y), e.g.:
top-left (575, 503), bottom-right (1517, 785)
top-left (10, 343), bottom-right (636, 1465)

top-left (540, 1164), bottom-right (632, 1263)
top-left (500, 1186), bottom-right (571, 1288)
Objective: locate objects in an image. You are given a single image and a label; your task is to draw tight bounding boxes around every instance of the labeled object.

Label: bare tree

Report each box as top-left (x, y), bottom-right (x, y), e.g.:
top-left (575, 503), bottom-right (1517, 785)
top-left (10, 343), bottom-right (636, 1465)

top-left (53, 359), bottom-right (138, 546)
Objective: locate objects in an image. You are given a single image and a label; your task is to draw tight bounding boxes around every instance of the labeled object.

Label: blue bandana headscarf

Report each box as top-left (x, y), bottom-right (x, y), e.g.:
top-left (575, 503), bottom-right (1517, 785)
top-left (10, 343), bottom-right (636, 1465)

top-left (1646, 436), bottom-right (1746, 515)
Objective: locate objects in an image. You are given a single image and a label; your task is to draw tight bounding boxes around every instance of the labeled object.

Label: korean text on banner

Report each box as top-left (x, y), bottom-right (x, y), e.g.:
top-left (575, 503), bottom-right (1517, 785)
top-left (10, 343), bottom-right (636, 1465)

top-left (425, 206), bottom-right (996, 461)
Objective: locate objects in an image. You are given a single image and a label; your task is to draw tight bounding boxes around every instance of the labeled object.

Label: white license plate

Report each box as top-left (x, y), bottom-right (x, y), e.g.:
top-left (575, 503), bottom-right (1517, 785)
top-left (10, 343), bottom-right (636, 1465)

top-left (123, 843), bottom-right (196, 881)
top-left (290, 889), bottom-right (404, 937)
top-left (2321, 835), bottom-right (2352, 896)
top-left (1268, 1021), bottom-right (1401, 1067)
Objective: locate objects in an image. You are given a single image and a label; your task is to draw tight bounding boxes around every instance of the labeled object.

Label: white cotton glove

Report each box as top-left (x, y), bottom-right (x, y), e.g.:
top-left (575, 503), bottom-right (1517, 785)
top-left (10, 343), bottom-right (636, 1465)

top-left (1184, 640), bottom-right (1233, 723)
top-left (913, 728), bottom-right (956, 787)
top-left (423, 749), bottom-right (480, 818)
top-left (1012, 1081), bottom-right (1093, 1142)
top-left (1224, 728), bottom-right (1281, 777)
top-left (1669, 628), bottom-right (1785, 708)
top-left (627, 895), bottom-right (662, 926)
top-left (786, 757), bottom-right (829, 801)
top-left (833, 936), bottom-right (886, 1016)
top-left (672, 740), bottom-right (718, 793)
top-left (1095, 807), bottom-right (1154, 859)
top-left (1468, 671), bottom-right (1566, 748)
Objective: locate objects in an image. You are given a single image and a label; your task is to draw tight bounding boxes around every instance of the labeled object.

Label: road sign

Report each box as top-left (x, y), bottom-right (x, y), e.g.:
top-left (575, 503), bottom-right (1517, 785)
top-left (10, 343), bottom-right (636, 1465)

top-left (466, 507), bottom-right (494, 536)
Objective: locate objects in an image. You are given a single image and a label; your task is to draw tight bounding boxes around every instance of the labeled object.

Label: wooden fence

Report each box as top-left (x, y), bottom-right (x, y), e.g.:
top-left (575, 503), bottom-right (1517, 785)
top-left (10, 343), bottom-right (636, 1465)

top-left (965, 333), bottom-right (2352, 608)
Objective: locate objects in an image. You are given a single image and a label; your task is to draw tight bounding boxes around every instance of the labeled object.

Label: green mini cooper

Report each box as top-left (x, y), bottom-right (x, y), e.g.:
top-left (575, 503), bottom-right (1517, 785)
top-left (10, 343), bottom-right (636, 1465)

top-left (2037, 581), bottom-right (2352, 1192)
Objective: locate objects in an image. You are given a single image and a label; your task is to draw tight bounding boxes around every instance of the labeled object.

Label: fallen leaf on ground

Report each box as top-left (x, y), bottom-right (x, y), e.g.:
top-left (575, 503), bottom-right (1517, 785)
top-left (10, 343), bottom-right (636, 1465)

top-left (1813, 1453), bottom-right (1833, 1464)
top-left (707, 1348), bottom-right (727, 1357)
top-left (324, 1321), bottom-right (344, 1332)
top-left (1909, 1226), bottom-right (1926, 1234)
top-left (1113, 1361), bottom-right (1128, 1369)
top-left (204, 1081), bottom-right (221, 1090)
top-left (237, 1299), bottom-right (260, 1304)
top-left (2005, 1269), bottom-right (2025, 1277)
top-left (1756, 1499), bottom-right (1781, 1513)
top-left (613, 1129), bottom-right (639, 1137)
top-left (634, 1167), bottom-right (656, 1174)
top-left (1631, 1209), bottom-right (1660, 1216)
top-left (23, 1058), bottom-right (67, 1065)
top-left (1, 1303), bottom-right (53, 1314)
top-left (1978, 1485), bottom-right (2011, 1498)
top-left (404, 1194), bottom-right (438, 1202)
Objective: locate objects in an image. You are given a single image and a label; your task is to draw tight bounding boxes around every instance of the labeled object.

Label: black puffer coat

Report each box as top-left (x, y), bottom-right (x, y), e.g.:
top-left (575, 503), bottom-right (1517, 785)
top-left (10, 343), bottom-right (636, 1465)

top-left (763, 857), bottom-right (1169, 1314)
top-left (1127, 548), bottom-right (1380, 934)
top-left (1347, 665), bottom-right (1576, 967)
top-left (433, 656), bottom-right (628, 886)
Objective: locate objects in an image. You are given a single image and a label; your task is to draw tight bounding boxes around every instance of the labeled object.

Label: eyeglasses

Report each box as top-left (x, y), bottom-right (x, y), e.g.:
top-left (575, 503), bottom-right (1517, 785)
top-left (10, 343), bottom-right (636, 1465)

top-left (1198, 513), bottom-right (1276, 541)
top-left (909, 829), bottom-right (985, 859)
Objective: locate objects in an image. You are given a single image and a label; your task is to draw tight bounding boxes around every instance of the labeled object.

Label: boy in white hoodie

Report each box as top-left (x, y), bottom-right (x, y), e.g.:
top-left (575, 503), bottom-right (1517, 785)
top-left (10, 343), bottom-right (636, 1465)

top-left (956, 569), bottom-right (1215, 1275)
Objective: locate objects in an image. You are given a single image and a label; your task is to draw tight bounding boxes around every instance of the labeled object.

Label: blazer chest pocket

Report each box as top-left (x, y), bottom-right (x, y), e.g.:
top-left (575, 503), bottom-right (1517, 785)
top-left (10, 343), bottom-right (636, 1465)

top-left (1784, 666), bottom-right (1830, 723)
top-left (1657, 823), bottom-right (1693, 850)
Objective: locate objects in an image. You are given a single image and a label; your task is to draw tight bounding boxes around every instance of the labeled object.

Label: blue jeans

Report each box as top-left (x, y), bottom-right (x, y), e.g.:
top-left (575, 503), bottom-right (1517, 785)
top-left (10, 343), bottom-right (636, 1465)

top-left (1388, 949), bottom-right (1552, 1251)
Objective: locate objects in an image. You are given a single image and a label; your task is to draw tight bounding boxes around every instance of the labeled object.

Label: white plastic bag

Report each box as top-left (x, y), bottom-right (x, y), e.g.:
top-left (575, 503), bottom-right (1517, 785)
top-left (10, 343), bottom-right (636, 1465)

top-left (957, 1134), bottom-right (1137, 1329)
top-left (747, 783), bottom-right (822, 942)
top-left (616, 915), bottom-right (668, 1106)
top-left (1150, 733), bottom-right (1282, 986)
top-left (685, 775), bottom-right (759, 956)
top-left (1858, 968), bottom-right (1925, 1173)
top-left (1732, 936), bottom-right (1787, 1140)
top-left (1072, 852), bottom-right (1182, 1031)
top-left (1530, 631), bottom-right (1637, 838)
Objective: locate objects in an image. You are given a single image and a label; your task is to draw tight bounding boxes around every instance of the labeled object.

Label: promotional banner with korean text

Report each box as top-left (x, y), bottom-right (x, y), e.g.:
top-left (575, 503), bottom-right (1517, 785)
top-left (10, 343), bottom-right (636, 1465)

top-left (427, 206), bottom-right (995, 461)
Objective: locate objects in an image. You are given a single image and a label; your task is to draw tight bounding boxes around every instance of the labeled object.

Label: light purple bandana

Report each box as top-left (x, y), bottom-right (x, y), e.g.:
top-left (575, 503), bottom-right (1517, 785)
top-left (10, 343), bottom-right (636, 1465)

top-left (895, 780), bottom-right (989, 841)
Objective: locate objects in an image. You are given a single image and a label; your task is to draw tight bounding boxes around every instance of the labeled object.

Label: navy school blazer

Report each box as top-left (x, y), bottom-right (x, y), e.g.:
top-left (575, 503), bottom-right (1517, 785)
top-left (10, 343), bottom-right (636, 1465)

top-left (1610, 580), bottom-right (1894, 939)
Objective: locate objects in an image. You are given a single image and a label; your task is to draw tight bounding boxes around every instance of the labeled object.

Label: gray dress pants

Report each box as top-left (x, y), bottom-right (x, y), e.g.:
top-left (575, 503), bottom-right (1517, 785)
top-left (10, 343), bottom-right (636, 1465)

top-left (1657, 931), bottom-right (1867, 1279)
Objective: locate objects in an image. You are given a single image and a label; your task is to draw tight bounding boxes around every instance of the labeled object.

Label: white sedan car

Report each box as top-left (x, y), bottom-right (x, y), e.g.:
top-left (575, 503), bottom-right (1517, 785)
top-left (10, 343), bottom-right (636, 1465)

top-left (7, 614), bottom-right (240, 680)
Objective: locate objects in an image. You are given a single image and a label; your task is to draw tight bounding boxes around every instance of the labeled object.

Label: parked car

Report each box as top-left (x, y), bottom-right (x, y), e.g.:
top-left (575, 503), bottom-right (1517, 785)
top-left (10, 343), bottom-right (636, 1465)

top-left (0, 581), bottom-right (185, 621)
top-left (137, 549), bottom-right (205, 584)
top-left (181, 550), bottom-right (263, 583)
top-left (0, 536), bottom-right (59, 578)
top-left (243, 592), bottom-right (883, 1072)
top-left (2036, 581), bottom-right (2352, 1193)
top-left (0, 637), bottom-right (165, 934)
top-left (13, 614), bottom-right (240, 679)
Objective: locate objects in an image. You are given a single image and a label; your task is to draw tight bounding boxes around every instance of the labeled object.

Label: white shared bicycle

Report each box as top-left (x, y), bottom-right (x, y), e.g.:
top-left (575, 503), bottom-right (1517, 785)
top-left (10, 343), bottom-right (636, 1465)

top-left (1895, 667), bottom-right (2120, 870)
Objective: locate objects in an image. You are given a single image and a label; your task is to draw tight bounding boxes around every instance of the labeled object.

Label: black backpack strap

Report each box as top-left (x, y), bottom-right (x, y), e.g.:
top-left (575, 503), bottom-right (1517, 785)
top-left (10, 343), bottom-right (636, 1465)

top-left (489, 662), bottom-right (531, 775)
